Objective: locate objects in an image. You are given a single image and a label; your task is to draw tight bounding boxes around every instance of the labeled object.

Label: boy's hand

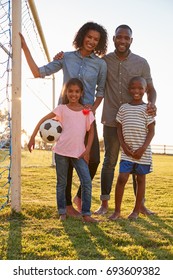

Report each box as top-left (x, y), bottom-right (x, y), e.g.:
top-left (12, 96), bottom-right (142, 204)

top-left (132, 147), bottom-right (145, 159)
top-left (123, 144), bottom-right (134, 157)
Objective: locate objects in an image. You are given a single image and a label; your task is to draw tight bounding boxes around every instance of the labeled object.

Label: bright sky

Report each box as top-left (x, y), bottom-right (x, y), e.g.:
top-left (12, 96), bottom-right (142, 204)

top-left (22, 0), bottom-right (173, 145)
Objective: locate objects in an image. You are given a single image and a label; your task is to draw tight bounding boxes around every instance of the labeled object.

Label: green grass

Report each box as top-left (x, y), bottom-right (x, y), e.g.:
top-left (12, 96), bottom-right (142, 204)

top-left (0, 150), bottom-right (173, 260)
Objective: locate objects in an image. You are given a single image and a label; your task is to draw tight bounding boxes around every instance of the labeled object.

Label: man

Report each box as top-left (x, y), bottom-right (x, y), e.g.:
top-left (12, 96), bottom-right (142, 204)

top-left (94, 24), bottom-right (157, 215)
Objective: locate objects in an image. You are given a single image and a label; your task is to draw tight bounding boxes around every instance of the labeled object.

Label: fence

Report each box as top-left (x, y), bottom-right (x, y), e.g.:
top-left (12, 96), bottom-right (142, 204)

top-left (151, 145), bottom-right (173, 155)
top-left (99, 140), bottom-right (173, 155)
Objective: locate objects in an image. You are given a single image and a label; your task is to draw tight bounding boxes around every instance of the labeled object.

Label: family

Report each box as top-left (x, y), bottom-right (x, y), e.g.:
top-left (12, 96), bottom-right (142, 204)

top-left (20, 22), bottom-right (157, 222)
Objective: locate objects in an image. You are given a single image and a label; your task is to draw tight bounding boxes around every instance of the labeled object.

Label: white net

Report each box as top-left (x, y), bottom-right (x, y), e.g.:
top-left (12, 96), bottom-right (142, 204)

top-left (0, 0), bottom-right (53, 210)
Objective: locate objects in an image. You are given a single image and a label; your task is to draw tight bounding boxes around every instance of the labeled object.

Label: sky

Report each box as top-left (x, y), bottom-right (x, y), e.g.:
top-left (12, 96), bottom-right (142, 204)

top-left (21, 0), bottom-right (173, 145)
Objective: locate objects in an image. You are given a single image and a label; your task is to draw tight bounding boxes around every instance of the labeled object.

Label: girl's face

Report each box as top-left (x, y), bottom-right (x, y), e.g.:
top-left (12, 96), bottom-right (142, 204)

top-left (66, 84), bottom-right (83, 104)
top-left (81, 30), bottom-right (100, 54)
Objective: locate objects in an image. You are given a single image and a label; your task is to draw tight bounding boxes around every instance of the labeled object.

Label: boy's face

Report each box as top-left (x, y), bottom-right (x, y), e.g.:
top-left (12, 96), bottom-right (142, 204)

top-left (129, 80), bottom-right (146, 102)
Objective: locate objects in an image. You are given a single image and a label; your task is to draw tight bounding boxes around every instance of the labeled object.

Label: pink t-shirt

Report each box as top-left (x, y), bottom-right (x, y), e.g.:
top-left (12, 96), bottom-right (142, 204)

top-left (52, 104), bottom-right (95, 158)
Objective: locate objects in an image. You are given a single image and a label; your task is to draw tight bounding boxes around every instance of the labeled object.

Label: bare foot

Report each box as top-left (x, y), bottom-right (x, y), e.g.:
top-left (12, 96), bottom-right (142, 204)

top-left (82, 215), bottom-right (100, 223)
top-left (94, 206), bottom-right (108, 215)
top-left (59, 214), bottom-right (66, 221)
top-left (66, 205), bottom-right (81, 217)
top-left (108, 212), bottom-right (120, 221)
top-left (73, 195), bottom-right (82, 212)
top-left (128, 212), bottom-right (139, 220)
top-left (140, 205), bottom-right (155, 216)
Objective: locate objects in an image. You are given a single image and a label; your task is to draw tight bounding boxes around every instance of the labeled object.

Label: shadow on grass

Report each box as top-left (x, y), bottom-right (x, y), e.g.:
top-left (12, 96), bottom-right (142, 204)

top-left (6, 211), bottom-right (24, 259)
top-left (2, 206), bottom-right (56, 260)
top-left (61, 219), bottom-right (131, 260)
top-left (114, 214), bottom-right (173, 260)
top-left (3, 206), bottom-right (173, 260)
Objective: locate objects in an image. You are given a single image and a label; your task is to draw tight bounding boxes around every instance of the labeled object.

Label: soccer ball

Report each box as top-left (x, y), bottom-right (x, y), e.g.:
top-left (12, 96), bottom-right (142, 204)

top-left (39, 119), bottom-right (62, 143)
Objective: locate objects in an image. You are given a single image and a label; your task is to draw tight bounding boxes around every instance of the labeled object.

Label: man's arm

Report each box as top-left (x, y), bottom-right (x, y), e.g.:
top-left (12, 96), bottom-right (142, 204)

top-left (146, 82), bottom-right (157, 116)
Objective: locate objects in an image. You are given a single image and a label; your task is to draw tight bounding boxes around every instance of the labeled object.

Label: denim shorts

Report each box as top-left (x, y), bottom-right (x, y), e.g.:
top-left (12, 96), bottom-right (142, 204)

top-left (119, 160), bottom-right (151, 175)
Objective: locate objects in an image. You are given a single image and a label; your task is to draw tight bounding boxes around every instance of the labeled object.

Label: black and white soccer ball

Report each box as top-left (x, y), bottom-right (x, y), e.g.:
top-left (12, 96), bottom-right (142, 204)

top-left (39, 119), bottom-right (62, 143)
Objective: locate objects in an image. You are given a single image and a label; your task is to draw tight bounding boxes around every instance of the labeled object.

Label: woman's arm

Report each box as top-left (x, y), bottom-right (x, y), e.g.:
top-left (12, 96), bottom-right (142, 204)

top-left (19, 32), bottom-right (41, 78)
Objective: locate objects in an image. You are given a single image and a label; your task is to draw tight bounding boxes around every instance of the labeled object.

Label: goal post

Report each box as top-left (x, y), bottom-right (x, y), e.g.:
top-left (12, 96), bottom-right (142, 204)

top-left (10, 0), bottom-right (55, 213)
top-left (11, 0), bottom-right (22, 212)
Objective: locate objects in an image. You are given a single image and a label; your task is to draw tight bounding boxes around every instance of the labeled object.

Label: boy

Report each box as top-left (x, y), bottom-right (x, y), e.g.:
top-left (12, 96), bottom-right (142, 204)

top-left (109, 76), bottom-right (155, 220)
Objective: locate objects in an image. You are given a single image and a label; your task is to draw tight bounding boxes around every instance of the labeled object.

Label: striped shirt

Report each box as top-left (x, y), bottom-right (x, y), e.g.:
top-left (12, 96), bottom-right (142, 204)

top-left (116, 103), bottom-right (155, 165)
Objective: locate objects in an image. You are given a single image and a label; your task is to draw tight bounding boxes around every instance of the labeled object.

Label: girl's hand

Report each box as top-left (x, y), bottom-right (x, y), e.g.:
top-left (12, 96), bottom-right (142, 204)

top-left (27, 137), bottom-right (35, 153)
top-left (79, 150), bottom-right (90, 164)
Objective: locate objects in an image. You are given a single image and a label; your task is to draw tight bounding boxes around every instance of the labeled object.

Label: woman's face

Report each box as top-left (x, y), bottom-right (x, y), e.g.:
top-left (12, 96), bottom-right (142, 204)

top-left (82, 30), bottom-right (100, 54)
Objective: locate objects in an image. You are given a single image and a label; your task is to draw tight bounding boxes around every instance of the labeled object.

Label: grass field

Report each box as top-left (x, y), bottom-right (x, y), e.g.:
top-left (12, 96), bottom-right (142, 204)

top-left (0, 150), bottom-right (173, 260)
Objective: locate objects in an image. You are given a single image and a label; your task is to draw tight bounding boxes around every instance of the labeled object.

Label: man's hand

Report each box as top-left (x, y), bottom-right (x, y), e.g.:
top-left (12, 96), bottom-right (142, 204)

top-left (53, 51), bottom-right (64, 60)
top-left (147, 102), bottom-right (157, 117)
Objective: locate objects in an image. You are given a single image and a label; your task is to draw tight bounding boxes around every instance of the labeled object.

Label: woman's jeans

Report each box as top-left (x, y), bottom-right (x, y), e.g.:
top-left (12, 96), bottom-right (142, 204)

top-left (55, 153), bottom-right (92, 216)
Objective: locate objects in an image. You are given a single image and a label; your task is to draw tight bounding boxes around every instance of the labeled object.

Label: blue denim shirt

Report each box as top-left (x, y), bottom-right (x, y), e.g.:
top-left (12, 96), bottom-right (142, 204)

top-left (39, 50), bottom-right (107, 105)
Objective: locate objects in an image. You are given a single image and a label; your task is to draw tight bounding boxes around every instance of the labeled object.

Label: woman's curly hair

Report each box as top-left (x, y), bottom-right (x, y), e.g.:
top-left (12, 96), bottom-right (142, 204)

top-left (73, 22), bottom-right (108, 57)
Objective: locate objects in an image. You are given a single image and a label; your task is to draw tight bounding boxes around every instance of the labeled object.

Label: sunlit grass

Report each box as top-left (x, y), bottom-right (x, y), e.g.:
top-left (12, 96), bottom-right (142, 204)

top-left (0, 150), bottom-right (173, 260)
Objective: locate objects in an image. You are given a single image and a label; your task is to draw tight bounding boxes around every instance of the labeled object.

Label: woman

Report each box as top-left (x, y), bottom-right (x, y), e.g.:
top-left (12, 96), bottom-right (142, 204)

top-left (19, 22), bottom-right (108, 216)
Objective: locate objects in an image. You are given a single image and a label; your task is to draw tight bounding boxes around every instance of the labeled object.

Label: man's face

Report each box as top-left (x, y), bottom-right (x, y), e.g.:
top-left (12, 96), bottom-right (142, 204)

top-left (113, 27), bottom-right (133, 55)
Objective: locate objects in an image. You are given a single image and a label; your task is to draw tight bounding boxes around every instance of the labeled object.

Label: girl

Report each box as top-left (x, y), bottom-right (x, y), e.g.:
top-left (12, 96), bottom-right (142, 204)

top-left (28, 78), bottom-right (98, 222)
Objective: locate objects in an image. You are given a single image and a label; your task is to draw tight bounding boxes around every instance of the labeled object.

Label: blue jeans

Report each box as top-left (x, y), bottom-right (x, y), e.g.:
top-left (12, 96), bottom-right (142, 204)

top-left (66, 121), bottom-right (100, 204)
top-left (55, 153), bottom-right (92, 216)
top-left (100, 126), bottom-right (120, 200)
